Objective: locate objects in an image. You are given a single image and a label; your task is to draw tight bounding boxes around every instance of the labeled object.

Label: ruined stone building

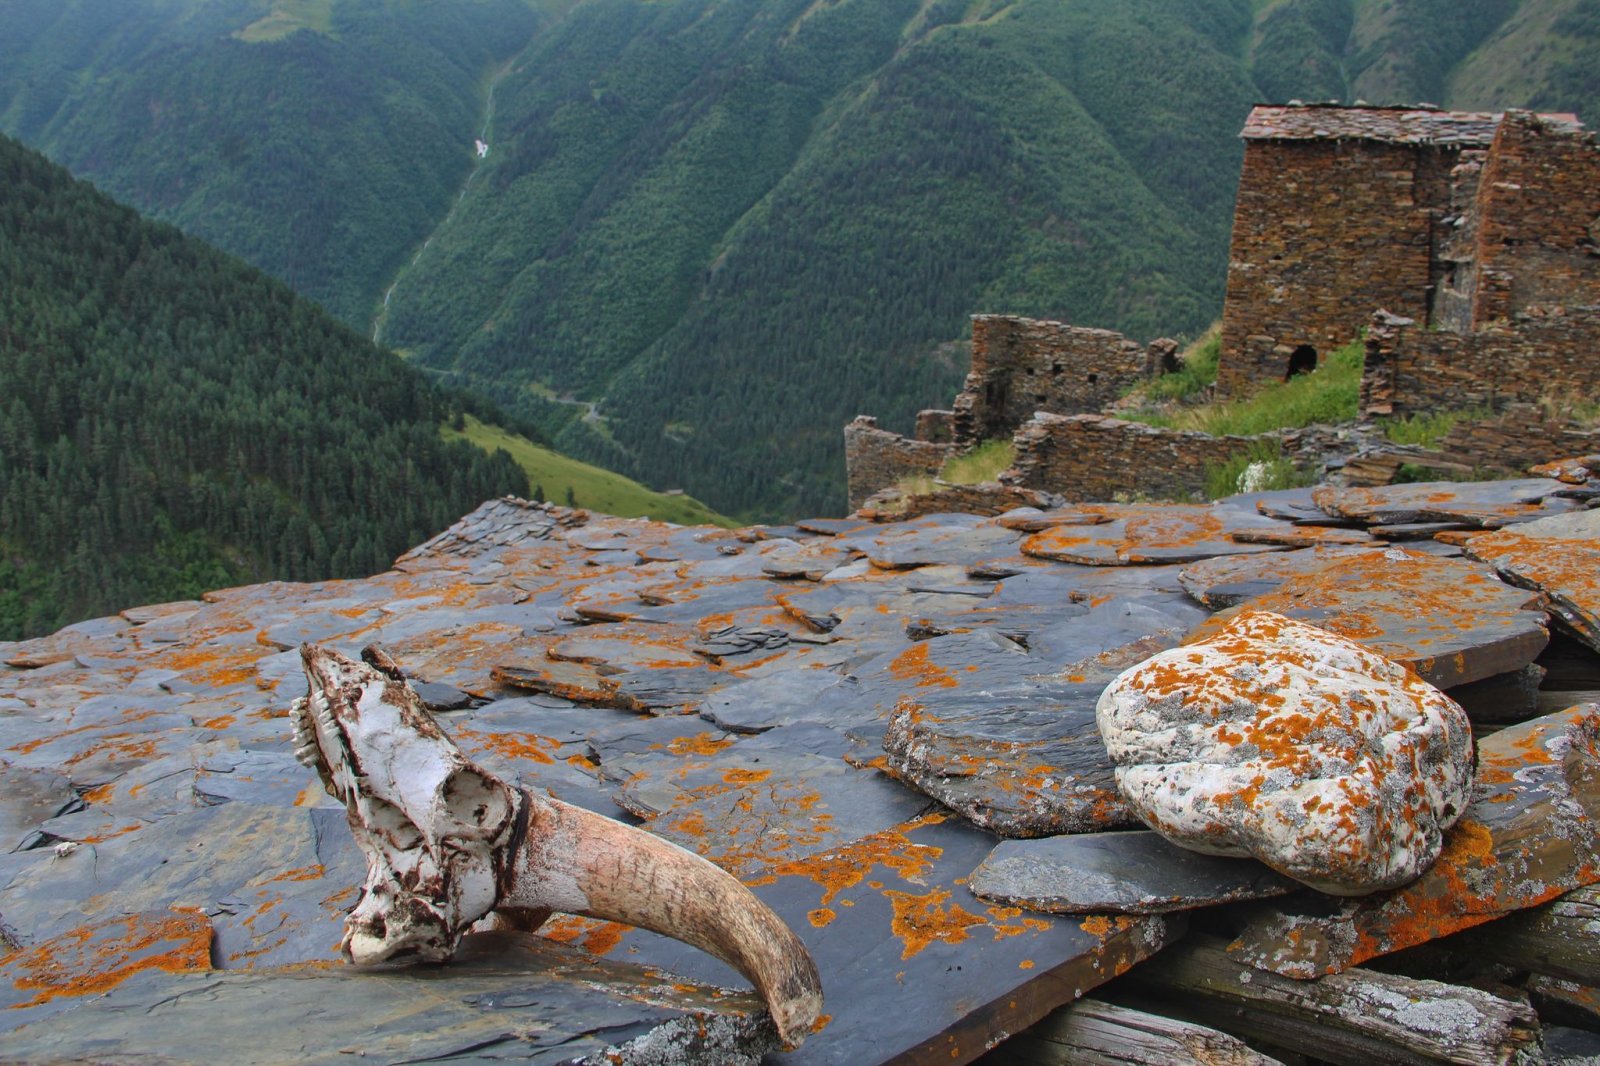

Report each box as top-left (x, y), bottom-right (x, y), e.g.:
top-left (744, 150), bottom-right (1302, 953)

top-left (844, 315), bottom-right (1169, 510)
top-left (846, 104), bottom-right (1600, 513)
top-left (1218, 104), bottom-right (1600, 409)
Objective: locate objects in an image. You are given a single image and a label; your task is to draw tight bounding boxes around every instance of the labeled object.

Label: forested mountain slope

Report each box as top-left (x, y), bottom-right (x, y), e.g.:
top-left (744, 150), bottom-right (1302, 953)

top-left (1250, 0), bottom-right (1599, 119)
top-left (0, 134), bottom-right (528, 641)
top-left (383, 0), bottom-right (1261, 518)
top-left (0, 0), bottom-right (543, 325)
top-left (2, 0), bottom-right (1594, 521)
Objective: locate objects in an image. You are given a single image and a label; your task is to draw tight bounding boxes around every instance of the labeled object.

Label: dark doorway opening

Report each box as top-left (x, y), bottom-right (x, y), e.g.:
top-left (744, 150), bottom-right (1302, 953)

top-left (1285, 345), bottom-right (1318, 380)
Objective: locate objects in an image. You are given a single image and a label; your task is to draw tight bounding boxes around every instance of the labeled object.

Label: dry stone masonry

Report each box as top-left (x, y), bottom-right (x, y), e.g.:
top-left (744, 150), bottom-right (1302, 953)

top-left (847, 104), bottom-right (1600, 513)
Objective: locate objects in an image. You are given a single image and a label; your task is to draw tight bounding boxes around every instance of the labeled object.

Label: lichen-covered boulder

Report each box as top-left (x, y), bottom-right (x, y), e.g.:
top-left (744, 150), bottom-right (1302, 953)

top-left (1095, 611), bottom-right (1475, 896)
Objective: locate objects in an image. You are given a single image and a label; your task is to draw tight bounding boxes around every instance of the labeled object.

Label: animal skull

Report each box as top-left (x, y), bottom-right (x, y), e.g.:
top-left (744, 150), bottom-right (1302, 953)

top-left (292, 644), bottom-right (823, 1048)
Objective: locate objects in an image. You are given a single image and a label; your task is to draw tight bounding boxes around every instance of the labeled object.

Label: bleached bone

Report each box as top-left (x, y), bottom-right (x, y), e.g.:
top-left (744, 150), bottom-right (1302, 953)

top-left (292, 643), bottom-right (823, 1048)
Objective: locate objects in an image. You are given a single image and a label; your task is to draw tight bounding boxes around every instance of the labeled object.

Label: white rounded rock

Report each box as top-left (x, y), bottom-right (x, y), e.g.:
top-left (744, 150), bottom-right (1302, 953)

top-left (1095, 610), bottom-right (1475, 895)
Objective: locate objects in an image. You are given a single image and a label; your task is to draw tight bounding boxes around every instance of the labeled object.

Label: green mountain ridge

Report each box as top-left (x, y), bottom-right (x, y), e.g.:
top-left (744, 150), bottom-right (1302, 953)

top-left (3, 0), bottom-right (1596, 522)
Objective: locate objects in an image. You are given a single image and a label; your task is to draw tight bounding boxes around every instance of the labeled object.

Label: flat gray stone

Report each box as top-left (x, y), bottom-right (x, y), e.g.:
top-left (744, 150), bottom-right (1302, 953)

top-left (0, 763), bottom-right (82, 852)
top-left (1178, 546), bottom-right (1378, 608)
top-left (606, 741), bottom-right (935, 879)
top-left (1312, 479), bottom-right (1574, 528)
top-left (1462, 510), bottom-right (1600, 654)
top-left (700, 670), bottom-right (864, 733)
top-left (1021, 504), bottom-right (1294, 566)
top-left (1195, 547), bottom-right (1550, 688)
top-left (877, 632), bottom-right (1138, 836)
top-left (0, 930), bottom-right (779, 1065)
top-left (585, 814), bottom-right (1179, 1065)
top-left (970, 830), bottom-right (1296, 914)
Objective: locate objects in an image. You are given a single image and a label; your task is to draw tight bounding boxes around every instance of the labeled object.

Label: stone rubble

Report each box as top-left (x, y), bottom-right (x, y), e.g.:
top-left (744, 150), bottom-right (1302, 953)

top-left (2, 461), bottom-right (1599, 1063)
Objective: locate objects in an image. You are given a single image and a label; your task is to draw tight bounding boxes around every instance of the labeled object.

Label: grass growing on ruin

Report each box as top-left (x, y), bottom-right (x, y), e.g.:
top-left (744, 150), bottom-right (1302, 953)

top-left (1131, 339), bottom-right (1363, 437)
top-left (1380, 407), bottom-right (1491, 448)
top-left (889, 440), bottom-right (1016, 505)
top-left (1136, 326), bottom-right (1222, 403)
top-left (443, 415), bottom-right (735, 527)
top-left (1203, 441), bottom-right (1315, 499)
top-left (941, 440), bottom-right (1015, 484)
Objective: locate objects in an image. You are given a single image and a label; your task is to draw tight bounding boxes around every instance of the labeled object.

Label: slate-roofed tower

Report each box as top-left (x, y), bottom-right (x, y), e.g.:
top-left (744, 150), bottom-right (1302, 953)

top-left (1217, 104), bottom-right (1502, 395)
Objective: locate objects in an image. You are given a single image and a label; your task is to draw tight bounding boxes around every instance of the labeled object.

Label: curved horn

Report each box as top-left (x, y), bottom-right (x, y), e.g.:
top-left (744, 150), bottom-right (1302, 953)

top-left (504, 791), bottom-right (823, 1048)
top-left (293, 643), bottom-right (822, 1049)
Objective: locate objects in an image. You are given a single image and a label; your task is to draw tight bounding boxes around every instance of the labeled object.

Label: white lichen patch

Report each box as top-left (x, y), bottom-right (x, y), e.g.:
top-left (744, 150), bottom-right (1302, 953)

top-left (1096, 611), bottom-right (1474, 895)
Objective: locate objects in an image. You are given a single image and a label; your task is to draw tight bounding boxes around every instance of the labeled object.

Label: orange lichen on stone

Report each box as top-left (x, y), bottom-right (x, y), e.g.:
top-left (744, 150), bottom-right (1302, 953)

top-left (888, 643), bottom-right (960, 689)
top-left (2, 910), bottom-right (212, 1009)
top-left (538, 916), bottom-right (630, 957)
top-left (884, 888), bottom-right (987, 960)
top-left (453, 727), bottom-right (561, 766)
top-left (769, 816), bottom-right (948, 906)
top-left (808, 908), bottom-right (837, 928)
top-left (664, 733), bottom-right (733, 757)
top-left (200, 715), bottom-right (235, 730)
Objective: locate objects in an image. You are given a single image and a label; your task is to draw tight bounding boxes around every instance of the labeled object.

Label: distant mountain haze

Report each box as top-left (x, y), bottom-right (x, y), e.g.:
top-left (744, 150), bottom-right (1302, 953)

top-left (3, 0), bottom-right (1595, 521)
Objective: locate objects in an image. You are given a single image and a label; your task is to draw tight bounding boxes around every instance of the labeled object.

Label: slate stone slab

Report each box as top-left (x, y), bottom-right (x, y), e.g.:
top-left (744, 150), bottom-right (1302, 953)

top-left (1227, 702), bottom-right (1600, 979)
top-left (1191, 548), bottom-right (1549, 688)
top-left (1312, 479), bottom-right (1573, 528)
top-left (864, 522), bottom-right (1020, 571)
top-left (605, 742), bottom-right (936, 879)
top-left (581, 814), bottom-right (1180, 1065)
top-left (970, 830), bottom-right (1296, 914)
top-left (1462, 510), bottom-right (1600, 654)
top-left (0, 804), bottom-right (362, 966)
top-left (700, 670), bottom-right (865, 733)
top-left (0, 763), bottom-right (82, 852)
top-left (1022, 505), bottom-right (1293, 566)
top-left (0, 908), bottom-right (213, 1030)
top-left (0, 931), bottom-right (780, 1065)
top-left (878, 632), bottom-right (1136, 836)
top-left (1177, 547), bottom-right (1377, 608)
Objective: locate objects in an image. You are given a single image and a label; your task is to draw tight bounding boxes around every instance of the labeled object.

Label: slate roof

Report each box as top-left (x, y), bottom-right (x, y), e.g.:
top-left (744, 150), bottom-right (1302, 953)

top-left (1239, 104), bottom-right (1580, 147)
top-left (4, 473), bottom-right (1600, 1062)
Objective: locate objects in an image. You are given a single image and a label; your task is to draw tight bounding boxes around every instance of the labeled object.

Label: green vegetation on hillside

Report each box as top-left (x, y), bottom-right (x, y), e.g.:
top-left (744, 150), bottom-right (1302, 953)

top-left (2, 0), bottom-right (1596, 525)
top-left (384, 0), bottom-right (1259, 519)
top-left (0, 134), bottom-right (528, 641)
top-left (0, 0), bottom-right (543, 325)
top-left (444, 416), bottom-right (733, 527)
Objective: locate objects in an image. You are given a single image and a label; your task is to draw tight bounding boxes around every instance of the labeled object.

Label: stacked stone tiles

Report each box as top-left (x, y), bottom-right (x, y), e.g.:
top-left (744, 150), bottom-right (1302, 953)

top-left (1003, 414), bottom-right (1252, 501)
top-left (951, 316), bottom-right (1147, 444)
top-left (844, 416), bottom-right (954, 511)
top-left (1470, 111), bottom-right (1600, 324)
top-left (1361, 308), bottom-right (1600, 419)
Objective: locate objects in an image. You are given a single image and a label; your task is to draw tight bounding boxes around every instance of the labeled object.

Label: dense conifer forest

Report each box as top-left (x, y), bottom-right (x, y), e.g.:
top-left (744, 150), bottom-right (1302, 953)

top-left (0, 134), bottom-right (528, 641)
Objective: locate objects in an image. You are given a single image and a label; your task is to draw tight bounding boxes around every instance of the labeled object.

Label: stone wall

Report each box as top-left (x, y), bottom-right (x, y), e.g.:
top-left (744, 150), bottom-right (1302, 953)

top-left (1471, 112), bottom-right (1600, 325)
top-left (844, 416), bottom-right (953, 512)
top-left (951, 316), bottom-right (1147, 444)
top-left (1438, 406), bottom-right (1600, 475)
top-left (1361, 308), bottom-right (1600, 419)
top-left (1219, 139), bottom-right (1458, 395)
top-left (1001, 414), bottom-right (1260, 502)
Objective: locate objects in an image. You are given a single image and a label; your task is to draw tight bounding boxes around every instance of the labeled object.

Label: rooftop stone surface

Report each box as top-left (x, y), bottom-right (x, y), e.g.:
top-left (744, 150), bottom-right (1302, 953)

top-left (3, 470), bottom-right (1600, 1063)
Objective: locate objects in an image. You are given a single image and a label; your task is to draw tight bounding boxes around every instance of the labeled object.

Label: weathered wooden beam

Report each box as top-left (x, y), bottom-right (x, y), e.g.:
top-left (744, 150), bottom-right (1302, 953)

top-left (1001, 996), bottom-right (1285, 1066)
top-left (1122, 936), bottom-right (1542, 1066)
top-left (1447, 886), bottom-right (1600, 987)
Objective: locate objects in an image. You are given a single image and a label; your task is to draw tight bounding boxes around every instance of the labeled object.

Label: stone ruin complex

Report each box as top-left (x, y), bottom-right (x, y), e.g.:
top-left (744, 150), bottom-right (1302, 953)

top-left (847, 104), bottom-right (1600, 513)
